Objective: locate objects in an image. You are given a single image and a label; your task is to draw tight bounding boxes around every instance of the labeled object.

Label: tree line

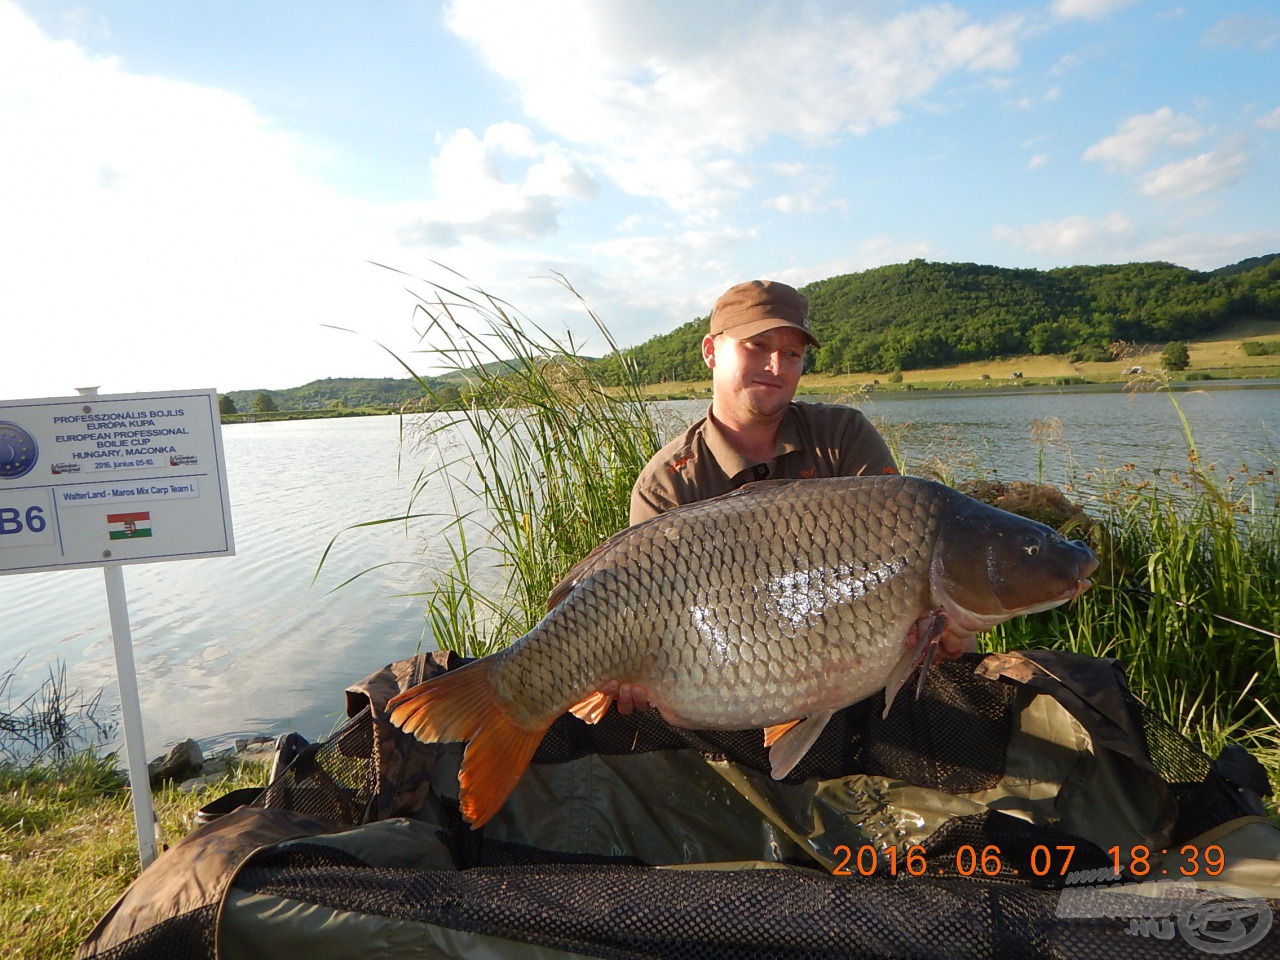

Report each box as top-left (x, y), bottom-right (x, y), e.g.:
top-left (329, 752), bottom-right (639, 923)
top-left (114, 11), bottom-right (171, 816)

top-left (219, 377), bottom-right (466, 415)
top-left (593, 255), bottom-right (1280, 382)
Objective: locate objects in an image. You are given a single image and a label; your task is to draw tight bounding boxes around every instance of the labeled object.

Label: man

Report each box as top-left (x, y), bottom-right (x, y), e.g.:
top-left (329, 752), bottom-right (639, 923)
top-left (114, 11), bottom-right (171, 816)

top-left (610, 280), bottom-right (967, 715)
top-left (629, 279), bottom-right (897, 525)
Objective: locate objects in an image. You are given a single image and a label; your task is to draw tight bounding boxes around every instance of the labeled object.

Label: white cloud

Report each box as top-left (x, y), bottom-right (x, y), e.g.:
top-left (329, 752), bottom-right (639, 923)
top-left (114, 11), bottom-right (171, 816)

top-left (1050, 0), bottom-right (1137, 22)
top-left (445, 0), bottom-right (1025, 212)
top-left (1135, 230), bottom-right (1280, 271)
top-left (1083, 107), bottom-right (1206, 172)
top-left (1202, 16), bottom-right (1280, 52)
top-left (1010, 86), bottom-right (1059, 111)
top-left (0, 2), bottom-right (435, 396)
top-left (591, 226), bottom-right (758, 284)
top-left (397, 123), bottom-right (597, 246)
top-left (993, 212), bottom-right (1135, 256)
top-left (1028, 153), bottom-right (1050, 169)
top-left (1138, 147), bottom-right (1251, 199)
top-left (766, 194), bottom-right (818, 214)
top-left (1258, 107), bottom-right (1280, 131)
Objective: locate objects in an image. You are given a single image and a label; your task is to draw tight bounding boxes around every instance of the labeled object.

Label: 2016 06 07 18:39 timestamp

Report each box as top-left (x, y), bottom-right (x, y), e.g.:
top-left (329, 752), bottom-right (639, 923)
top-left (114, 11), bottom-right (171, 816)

top-left (829, 843), bottom-right (1227, 878)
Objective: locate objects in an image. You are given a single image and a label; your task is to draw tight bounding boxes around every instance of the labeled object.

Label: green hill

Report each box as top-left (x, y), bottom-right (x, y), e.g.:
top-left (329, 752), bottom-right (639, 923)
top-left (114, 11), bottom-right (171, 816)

top-left (598, 254), bottom-right (1280, 381)
top-left (222, 376), bottom-right (441, 413)
top-left (224, 255), bottom-right (1280, 407)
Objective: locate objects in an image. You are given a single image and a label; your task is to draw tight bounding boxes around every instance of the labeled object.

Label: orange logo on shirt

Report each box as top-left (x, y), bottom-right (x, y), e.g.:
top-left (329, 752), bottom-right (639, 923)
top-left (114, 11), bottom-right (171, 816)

top-left (799, 469), bottom-right (814, 479)
top-left (668, 456), bottom-right (691, 475)
top-left (882, 466), bottom-right (898, 474)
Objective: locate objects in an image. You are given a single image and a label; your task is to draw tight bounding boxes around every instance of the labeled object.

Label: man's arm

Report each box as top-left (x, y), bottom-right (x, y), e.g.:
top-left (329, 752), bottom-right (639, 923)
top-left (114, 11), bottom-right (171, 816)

top-left (629, 483), bottom-right (671, 526)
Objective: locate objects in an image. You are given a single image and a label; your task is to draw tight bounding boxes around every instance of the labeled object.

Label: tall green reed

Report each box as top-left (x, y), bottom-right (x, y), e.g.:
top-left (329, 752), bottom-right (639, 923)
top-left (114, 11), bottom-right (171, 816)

top-left (329, 269), bottom-right (664, 658)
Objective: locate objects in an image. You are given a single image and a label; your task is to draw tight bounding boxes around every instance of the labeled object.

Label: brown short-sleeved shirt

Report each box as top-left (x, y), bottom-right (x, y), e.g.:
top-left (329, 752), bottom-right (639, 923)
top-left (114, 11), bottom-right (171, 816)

top-left (629, 401), bottom-right (897, 525)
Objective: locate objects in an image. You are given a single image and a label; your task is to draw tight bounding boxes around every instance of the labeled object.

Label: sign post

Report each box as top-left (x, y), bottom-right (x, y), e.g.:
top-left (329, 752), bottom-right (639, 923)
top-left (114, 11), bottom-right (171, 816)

top-left (104, 563), bottom-right (158, 865)
top-left (0, 388), bottom-right (235, 869)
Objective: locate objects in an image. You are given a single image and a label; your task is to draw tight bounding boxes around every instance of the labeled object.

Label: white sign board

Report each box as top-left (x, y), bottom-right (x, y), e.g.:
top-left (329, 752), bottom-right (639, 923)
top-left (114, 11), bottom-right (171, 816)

top-left (0, 389), bottom-right (234, 574)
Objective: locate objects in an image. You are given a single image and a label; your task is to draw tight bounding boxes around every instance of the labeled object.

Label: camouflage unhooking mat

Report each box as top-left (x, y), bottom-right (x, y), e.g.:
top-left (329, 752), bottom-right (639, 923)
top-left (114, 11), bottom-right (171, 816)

top-left (77, 650), bottom-right (1280, 959)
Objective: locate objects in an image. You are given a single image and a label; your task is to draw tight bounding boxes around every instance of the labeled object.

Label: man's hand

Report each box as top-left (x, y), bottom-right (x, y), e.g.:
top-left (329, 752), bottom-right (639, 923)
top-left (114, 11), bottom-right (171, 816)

top-left (599, 679), bottom-right (654, 715)
top-left (938, 632), bottom-right (978, 659)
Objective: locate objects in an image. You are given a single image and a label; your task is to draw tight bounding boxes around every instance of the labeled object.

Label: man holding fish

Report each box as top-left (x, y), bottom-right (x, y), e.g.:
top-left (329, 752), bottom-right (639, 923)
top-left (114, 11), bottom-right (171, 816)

top-left (389, 279), bottom-right (1097, 828)
top-left (614, 279), bottom-right (975, 716)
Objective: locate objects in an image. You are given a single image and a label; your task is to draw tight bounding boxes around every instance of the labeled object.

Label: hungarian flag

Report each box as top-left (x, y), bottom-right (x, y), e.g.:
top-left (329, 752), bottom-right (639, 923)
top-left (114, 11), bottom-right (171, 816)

top-left (107, 512), bottom-right (152, 540)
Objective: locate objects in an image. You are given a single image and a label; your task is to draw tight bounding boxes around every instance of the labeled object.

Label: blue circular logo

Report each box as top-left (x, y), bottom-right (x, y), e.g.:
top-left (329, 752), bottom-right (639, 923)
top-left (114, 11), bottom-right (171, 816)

top-left (0, 421), bottom-right (38, 479)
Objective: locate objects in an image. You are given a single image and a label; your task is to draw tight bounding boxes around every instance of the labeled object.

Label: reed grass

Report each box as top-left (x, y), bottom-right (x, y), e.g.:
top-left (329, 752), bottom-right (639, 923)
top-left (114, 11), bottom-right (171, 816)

top-left (328, 267), bottom-right (665, 657)
top-left (0, 660), bottom-right (117, 767)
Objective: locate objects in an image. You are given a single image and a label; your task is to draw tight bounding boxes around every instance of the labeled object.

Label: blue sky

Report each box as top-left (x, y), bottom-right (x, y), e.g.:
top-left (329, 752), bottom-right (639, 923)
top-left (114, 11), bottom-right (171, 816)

top-left (2, 0), bottom-right (1278, 398)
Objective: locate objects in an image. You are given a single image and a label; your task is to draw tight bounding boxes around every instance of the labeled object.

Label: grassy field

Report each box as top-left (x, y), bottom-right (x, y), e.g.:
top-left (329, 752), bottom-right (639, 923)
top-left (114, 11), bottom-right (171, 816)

top-left (638, 319), bottom-right (1280, 398)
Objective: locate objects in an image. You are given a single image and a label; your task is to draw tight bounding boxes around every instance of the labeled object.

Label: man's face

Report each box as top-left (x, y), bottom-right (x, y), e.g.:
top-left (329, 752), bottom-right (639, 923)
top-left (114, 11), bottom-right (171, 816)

top-left (704, 326), bottom-right (808, 422)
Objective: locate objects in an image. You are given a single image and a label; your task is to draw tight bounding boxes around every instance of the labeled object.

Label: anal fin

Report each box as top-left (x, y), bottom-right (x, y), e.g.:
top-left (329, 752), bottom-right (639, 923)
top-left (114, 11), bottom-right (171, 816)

top-left (763, 718), bottom-right (802, 748)
top-left (767, 710), bottom-right (835, 779)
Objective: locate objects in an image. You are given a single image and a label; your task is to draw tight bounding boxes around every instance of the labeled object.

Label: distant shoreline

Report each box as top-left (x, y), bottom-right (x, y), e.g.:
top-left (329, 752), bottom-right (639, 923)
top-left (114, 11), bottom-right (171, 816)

top-left (219, 372), bottom-right (1280, 422)
top-left (220, 407), bottom-right (390, 425)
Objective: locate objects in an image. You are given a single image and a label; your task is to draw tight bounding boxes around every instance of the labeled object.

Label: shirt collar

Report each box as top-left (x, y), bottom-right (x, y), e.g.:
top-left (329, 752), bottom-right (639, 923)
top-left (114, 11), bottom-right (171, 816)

top-left (703, 403), bottom-right (804, 476)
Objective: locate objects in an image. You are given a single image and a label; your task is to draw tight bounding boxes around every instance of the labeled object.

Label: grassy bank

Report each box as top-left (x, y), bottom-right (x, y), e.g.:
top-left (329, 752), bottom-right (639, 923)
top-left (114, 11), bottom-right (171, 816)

top-left (0, 663), bottom-right (267, 960)
top-left (0, 755), bottom-right (266, 960)
top-left (220, 405), bottom-right (393, 425)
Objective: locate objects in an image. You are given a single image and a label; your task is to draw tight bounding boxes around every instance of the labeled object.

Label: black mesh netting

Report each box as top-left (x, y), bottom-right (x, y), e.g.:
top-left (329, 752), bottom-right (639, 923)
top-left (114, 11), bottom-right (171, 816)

top-left (247, 655), bottom-right (1265, 872)
top-left (233, 843), bottom-right (1272, 960)
top-left (255, 704), bottom-right (380, 823)
top-left (1136, 702), bottom-right (1253, 844)
top-left (86, 654), bottom-right (1280, 959)
top-left (254, 658), bottom-right (1017, 829)
top-left (86, 905), bottom-right (219, 960)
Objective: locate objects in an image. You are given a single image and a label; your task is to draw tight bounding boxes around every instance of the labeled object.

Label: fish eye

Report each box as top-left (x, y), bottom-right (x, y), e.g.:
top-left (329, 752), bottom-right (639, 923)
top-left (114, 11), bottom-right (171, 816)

top-left (1024, 543), bottom-right (1040, 556)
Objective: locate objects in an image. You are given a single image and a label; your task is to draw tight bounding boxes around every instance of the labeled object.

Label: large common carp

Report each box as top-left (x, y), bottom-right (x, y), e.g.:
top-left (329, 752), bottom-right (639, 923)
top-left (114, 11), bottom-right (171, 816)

top-left (389, 475), bottom-right (1098, 828)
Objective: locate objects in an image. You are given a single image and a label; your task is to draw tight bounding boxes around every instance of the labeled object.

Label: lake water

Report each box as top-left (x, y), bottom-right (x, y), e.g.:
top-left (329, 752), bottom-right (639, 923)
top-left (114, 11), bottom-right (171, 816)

top-left (2, 384), bottom-right (1278, 758)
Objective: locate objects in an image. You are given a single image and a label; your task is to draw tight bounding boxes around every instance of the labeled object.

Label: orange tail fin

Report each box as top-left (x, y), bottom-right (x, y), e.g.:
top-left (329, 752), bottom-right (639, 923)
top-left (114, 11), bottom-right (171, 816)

top-left (387, 660), bottom-right (548, 829)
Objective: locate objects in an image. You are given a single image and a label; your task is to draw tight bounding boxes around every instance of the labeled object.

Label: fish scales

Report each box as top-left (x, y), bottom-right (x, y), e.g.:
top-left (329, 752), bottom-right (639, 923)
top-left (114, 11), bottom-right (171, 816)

top-left (389, 475), bottom-right (1099, 827)
top-left (492, 477), bottom-right (943, 729)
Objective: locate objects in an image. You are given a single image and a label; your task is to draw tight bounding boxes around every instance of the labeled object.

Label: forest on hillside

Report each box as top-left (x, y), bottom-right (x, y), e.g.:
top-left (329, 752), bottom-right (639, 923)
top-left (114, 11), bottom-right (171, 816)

top-left (221, 376), bottom-right (457, 413)
top-left (593, 255), bottom-right (1280, 382)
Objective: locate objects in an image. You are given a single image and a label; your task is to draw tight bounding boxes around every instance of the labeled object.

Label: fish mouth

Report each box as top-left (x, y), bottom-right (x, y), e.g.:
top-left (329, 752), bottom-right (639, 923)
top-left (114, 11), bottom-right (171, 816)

top-left (1068, 577), bottom-right (1093, 602)
top-left (1007, 575), bottom-right (1096, 616)
top-left (942, 576), bottom-right (1094, 634)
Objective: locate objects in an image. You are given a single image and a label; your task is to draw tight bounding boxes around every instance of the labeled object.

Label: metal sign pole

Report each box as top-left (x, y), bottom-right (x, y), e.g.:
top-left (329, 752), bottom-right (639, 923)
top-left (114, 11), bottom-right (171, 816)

top-left (103, 562), bottom-right (159, 868)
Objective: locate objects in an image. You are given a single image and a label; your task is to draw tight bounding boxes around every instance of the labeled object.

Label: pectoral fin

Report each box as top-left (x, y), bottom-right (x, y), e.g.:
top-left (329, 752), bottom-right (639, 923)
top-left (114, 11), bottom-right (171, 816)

top-left (881, 611), bottom-right (948, 719)
top-left (766, 710), bottom-right (835, 779)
